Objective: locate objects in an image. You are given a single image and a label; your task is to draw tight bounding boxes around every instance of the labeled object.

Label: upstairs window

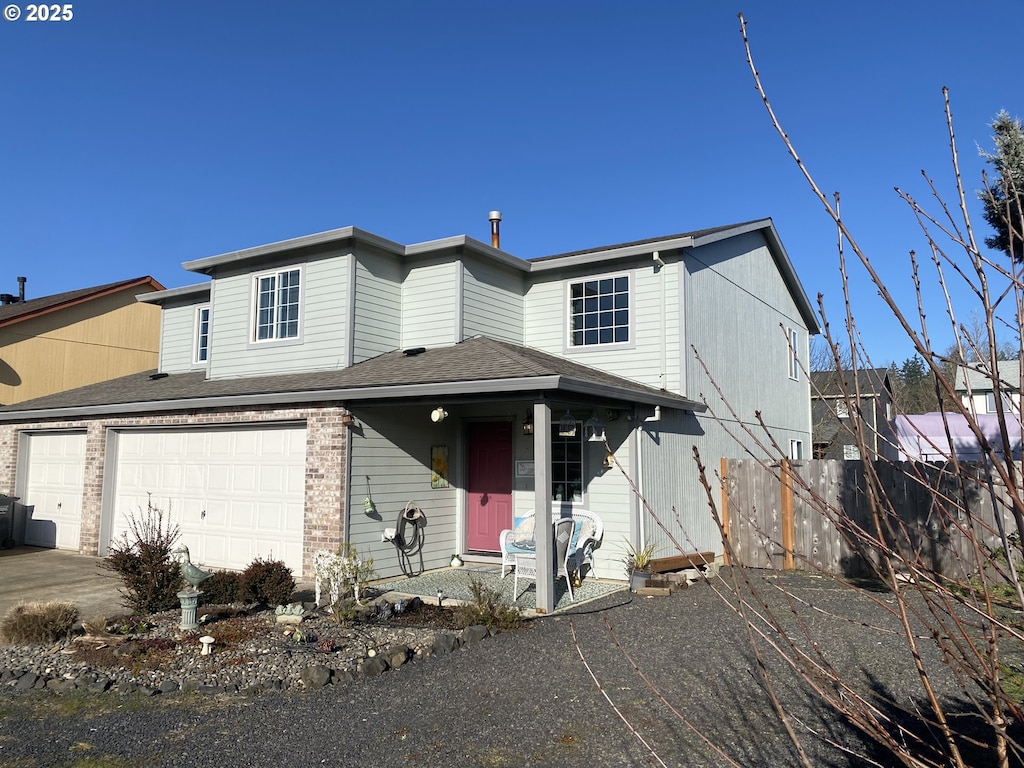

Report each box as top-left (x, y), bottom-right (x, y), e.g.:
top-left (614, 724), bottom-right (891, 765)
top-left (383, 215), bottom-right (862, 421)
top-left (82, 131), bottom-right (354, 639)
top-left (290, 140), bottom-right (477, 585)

top-left (253, 268), bottom-right (301, 342)
top-left (193, 304), bottom-right (211, 364)
top-left (569, 274), bottom-right (630, 347)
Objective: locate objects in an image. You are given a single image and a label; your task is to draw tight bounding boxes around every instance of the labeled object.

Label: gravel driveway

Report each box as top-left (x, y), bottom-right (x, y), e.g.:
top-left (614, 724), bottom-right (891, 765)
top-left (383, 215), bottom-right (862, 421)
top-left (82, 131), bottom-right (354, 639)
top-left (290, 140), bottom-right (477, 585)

top-left (0, 570), bottom-right (990, 767)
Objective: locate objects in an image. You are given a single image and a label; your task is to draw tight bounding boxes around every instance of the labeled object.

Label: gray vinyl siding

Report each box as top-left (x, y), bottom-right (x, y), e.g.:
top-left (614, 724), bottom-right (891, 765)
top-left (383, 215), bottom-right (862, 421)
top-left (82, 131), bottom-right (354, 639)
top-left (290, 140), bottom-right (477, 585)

top-left (401, 259), bottom-right (459, 348)
top-left (636, 406), bottom-right (800, 560)
top-left (684, 231), bottom-right (812, 440)
top-left (351, 250), bottom-right (401, 363)
top-left (207, 252), bottom-right (350, 379)
top-left (462, 256), bottom-right (525, 343)
top-left (157, 303), bottom-right (199, 374)
top-left (347, 406), bottom-right (457, 580)
top-left (525, 261), bottom-right (680, 391)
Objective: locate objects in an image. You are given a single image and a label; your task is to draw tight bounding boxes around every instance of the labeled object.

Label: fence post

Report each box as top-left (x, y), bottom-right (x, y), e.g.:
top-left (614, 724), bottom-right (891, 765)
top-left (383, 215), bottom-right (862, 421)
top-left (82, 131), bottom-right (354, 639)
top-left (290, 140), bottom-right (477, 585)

top-left (720, 457), bottom-right (730, 566)
top-left (781, 457), bottom-right (795, 570)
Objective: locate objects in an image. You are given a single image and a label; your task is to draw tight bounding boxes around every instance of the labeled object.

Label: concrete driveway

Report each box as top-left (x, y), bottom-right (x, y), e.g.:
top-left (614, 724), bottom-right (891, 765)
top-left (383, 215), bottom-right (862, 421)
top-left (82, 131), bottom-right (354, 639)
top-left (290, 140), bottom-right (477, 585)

top-left (0, 546), bottom-right (128, 622)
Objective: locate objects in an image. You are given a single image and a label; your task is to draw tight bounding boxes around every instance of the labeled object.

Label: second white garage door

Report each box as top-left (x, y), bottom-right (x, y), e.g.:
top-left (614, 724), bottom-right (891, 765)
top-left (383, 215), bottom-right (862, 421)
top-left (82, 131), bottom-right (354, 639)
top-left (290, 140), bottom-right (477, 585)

top-left (108, 426), bottom-right (307, 573)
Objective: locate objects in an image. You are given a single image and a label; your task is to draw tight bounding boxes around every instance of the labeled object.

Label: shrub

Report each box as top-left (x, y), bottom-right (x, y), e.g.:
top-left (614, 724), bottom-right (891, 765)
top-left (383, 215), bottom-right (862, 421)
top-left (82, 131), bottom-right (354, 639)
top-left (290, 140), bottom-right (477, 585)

top-left (201, 570), bottom-right (242, 605)
top-left (1, 601), bottom-right (78, 644)
top-left (451, 577), bottom-right (523, 630)
top-left (101, 496), bottom-right (182, 614)
top-left (239, 557), bottom-right (294, 606)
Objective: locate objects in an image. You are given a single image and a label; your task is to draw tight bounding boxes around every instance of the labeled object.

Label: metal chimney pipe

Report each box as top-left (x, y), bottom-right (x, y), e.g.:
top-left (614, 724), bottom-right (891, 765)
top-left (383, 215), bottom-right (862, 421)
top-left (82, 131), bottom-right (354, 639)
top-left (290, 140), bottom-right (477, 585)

top-left (488, 211), bottom-right (502, 249)
top-left (17, 276), bottom-right (25, 302)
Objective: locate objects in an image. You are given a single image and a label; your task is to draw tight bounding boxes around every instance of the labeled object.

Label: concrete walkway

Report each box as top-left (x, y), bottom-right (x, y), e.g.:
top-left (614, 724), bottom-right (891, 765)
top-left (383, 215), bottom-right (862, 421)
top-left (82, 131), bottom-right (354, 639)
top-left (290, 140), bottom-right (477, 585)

top-left (0, 546), bottom-right (129, 621)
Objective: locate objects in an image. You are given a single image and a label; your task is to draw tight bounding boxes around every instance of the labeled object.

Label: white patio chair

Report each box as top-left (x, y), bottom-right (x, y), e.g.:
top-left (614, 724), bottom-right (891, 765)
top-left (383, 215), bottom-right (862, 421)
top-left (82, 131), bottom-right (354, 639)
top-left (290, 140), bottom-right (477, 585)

top-left (506, 517), bottom-right (576, 601)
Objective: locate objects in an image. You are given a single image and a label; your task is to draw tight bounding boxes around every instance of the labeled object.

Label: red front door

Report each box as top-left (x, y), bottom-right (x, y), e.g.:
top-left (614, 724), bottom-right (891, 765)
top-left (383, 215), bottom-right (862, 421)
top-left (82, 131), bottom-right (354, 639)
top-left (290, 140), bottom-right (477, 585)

top-left (466, 421), bottom-right (514, 553)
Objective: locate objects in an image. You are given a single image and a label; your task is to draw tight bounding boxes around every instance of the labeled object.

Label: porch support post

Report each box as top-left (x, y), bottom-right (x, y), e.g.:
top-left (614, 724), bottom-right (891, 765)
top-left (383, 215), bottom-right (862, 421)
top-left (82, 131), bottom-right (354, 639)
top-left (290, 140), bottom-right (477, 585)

top-left (533, 401), bottom-right (554, 613)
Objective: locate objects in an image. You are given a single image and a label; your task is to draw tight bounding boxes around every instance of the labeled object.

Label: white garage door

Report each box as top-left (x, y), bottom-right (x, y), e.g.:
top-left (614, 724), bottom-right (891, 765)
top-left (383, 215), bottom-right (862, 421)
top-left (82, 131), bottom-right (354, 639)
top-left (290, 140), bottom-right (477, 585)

top-left (108, 426), bottom-right (307, 573)
top-left (21, 432), bottom-right (86, 549)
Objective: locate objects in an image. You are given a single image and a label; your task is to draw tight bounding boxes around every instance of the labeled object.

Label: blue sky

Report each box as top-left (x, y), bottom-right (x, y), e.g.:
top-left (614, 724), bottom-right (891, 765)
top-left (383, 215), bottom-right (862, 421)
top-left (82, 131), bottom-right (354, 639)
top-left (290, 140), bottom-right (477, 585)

top-left (1, 1), bottom-right (1019, 367)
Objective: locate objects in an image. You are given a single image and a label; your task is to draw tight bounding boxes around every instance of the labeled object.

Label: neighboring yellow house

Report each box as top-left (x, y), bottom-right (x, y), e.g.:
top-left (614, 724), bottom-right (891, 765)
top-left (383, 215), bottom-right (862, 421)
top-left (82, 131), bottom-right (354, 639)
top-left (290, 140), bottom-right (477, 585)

top-left (0, 276), bottom-right (164, 405)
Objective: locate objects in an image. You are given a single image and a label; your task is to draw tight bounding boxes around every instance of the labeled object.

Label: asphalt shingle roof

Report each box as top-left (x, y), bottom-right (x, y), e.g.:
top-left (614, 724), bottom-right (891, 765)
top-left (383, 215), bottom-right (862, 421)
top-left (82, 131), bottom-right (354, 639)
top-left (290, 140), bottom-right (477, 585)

top-left (0, 277), bottom-right (162, 327)
top-left (0, 336), bottom-right (702, 419)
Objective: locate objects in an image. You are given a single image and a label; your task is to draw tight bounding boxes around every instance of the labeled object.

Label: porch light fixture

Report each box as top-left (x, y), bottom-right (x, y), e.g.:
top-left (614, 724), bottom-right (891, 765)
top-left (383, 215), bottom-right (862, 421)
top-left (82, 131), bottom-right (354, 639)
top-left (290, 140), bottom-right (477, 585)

top-left (603, 451), bottom-right (616, 470)
top-left (430, 407), bottom-right (448, 423)
top-left (341, 413), bottom-right (356, 428)
top-left (584, 411), bottom-right (606, 443)
top-left (558, 410), bottom-right (577, 437)
top-left (522, 412), bottom-right (534, 436)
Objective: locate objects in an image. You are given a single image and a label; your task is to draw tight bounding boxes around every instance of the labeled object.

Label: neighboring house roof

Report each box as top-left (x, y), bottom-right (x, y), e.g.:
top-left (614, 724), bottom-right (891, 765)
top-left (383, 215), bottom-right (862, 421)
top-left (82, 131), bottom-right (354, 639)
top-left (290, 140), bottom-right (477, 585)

top-left (888, 412), bottom-right (1022, 461)
top-left (954, 360), bottom-right (1022, 393)
top-left (811, 368), bottom-right (891, 398)
top-left (0, 277), bottom-right (165, 329)
top-left (0, 336), bottom-right (705, 421)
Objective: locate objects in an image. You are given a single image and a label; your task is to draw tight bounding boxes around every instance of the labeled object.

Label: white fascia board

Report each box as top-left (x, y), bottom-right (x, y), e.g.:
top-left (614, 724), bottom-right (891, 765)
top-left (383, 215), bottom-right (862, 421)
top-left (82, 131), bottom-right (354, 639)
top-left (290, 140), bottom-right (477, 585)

top-left (405, 235), bottom-right (530, 272)
top-left (137, 283), bottom-right (211, 304)
top-left (529, 236), bottom-right (695, 272)
top-left (182, 227), bottom-right (405, 274)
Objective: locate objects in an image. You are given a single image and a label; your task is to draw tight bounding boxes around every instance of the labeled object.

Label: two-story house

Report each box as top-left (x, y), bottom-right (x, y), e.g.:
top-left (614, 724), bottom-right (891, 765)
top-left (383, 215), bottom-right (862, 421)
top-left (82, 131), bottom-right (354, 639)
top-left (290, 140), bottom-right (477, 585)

top-left (0, 218), bottom-right (818, 611)
top-left (810, 368), bottom-right (894, 459)
top-left (955, 360), bottom-right (1021, 417)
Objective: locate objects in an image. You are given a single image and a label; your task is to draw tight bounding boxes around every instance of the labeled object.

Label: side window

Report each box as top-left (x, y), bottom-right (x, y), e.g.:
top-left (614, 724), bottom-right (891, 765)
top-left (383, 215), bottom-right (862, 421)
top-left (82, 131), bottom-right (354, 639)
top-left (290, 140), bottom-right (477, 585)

top-left (193, 305), bottom-right (211, 365)
top-left (788, 327), bottom-right (800, 381)
top-left (252, 267), bottom-right (301, 342)
top-left (789, 439), bottom-right (804, 461)
top-left (568, 274), bottom-right (630, 347)
top-left (552, 423), bottom-right (583, 503)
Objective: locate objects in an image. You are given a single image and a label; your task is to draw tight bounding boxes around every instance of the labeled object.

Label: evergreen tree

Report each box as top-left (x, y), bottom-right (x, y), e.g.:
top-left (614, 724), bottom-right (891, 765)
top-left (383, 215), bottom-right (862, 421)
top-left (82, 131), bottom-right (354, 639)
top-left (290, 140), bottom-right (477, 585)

top-left (978, 110), bottom-right (1024, 261)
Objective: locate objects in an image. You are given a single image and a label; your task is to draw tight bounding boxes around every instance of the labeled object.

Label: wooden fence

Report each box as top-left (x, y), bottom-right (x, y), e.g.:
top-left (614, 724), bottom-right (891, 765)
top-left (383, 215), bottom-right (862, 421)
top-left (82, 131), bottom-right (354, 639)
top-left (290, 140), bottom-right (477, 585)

top-left (720, 458), bottom-right (1020, 577)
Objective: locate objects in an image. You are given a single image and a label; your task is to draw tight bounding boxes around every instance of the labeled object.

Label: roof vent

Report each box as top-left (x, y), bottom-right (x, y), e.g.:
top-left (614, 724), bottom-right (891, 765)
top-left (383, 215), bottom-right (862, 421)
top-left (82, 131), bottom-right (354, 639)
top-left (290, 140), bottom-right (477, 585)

top-left (403, 347), bottom-right (426, 357)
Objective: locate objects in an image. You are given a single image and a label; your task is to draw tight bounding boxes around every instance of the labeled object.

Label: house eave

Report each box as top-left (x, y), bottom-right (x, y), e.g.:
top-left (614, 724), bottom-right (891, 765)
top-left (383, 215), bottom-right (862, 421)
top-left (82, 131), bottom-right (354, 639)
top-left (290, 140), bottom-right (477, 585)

top-left (0, 375), bottom-right (703, 423)
top-left (182, 227), bottom-right (406, 275)
top-left (528, 236), bottom-right (696, 272)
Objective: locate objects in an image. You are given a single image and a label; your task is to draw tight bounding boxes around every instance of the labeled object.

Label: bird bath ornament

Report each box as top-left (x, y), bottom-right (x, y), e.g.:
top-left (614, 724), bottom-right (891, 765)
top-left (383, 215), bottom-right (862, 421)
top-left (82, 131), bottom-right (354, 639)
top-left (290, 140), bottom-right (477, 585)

top-left (199, 636), bottom-right (215, 655)
top-left (173, 545), bottom-right (213, 631)
top-left (173, 544), bottom-right (214, 591)
top-left (177, 589), bottom-right (201, 631)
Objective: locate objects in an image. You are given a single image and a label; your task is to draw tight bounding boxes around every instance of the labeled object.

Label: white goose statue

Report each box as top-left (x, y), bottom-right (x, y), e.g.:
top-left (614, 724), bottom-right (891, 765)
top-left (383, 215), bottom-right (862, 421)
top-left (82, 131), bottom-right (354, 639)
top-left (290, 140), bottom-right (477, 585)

top-left (173, 544), bottom-right (214, 592)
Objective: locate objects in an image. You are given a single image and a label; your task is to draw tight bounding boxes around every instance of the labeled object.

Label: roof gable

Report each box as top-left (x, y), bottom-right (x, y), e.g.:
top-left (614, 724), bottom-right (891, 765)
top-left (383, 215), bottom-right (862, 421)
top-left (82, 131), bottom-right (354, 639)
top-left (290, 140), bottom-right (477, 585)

top-left (0, 277), bottom-right (165, 329)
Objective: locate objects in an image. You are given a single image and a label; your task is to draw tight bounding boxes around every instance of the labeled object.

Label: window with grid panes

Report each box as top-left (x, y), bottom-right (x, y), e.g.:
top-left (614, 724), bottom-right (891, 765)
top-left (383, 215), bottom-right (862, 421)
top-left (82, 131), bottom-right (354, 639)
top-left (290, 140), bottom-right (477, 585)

top-left (569, 275), bottom-right (629, 346)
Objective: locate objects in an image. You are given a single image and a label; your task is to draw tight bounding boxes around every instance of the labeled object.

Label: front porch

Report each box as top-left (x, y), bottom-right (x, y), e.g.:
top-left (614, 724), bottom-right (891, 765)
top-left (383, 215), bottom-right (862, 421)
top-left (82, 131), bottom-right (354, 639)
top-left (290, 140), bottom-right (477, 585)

top-left (371, 565), bottom-right (627, 615)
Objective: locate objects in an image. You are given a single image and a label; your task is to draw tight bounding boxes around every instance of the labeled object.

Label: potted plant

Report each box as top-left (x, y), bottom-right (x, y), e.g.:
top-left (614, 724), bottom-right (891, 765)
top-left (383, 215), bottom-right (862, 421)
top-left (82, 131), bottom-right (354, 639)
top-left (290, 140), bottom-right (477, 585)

top-left (622, 539), bottom-right (657, 592)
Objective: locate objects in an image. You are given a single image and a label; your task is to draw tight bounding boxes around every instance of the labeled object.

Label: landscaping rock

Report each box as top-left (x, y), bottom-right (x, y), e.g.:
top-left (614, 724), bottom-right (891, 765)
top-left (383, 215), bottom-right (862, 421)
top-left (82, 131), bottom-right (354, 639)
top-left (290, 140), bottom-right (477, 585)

top-left (300, 665), bottom-right (332, 688)
top-left (359, 656), bottom-right (389, 677)
top-left (383, 645), bottom-right (410, 668)
top-left (461, 625), bottom-right (489, 644)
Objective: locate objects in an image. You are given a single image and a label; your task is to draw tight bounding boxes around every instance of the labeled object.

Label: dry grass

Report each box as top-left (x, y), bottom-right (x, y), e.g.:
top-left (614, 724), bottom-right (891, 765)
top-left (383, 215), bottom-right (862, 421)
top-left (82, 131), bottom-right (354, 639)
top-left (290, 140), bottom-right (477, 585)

top-left (0, 601), bottom-right (78, 645)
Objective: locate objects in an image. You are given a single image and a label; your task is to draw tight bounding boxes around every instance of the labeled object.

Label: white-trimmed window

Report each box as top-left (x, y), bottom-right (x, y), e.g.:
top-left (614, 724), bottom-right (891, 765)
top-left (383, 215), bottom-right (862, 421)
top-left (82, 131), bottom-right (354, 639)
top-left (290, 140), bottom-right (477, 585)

top-left (252, 267), bottom-right (301, 342)
top-left (193, 304), bottom-right (211, 364)
top-left (569, 274), bottom-right (630, 347)
top-left (788, 327), bottom-right (800, 380)
top-left (985, 391), bottom-right (1018, 413)
top-left (552, 424), bottom-right (583, 503)
top-left (789, 439), bottom-right (804, 461)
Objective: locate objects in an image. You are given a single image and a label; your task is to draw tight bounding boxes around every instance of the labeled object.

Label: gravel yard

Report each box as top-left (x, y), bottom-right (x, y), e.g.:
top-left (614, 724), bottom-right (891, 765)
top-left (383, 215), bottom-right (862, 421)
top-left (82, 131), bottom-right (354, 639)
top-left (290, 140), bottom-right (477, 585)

top-left (0, 570), bottom-right (1010, 768)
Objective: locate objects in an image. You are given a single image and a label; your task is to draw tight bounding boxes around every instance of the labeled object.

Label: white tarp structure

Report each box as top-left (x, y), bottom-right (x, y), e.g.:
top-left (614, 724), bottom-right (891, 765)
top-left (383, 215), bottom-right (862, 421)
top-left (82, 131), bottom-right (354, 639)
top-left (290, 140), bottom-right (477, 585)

top-left (886, 412), bottom-right (1022, 462)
